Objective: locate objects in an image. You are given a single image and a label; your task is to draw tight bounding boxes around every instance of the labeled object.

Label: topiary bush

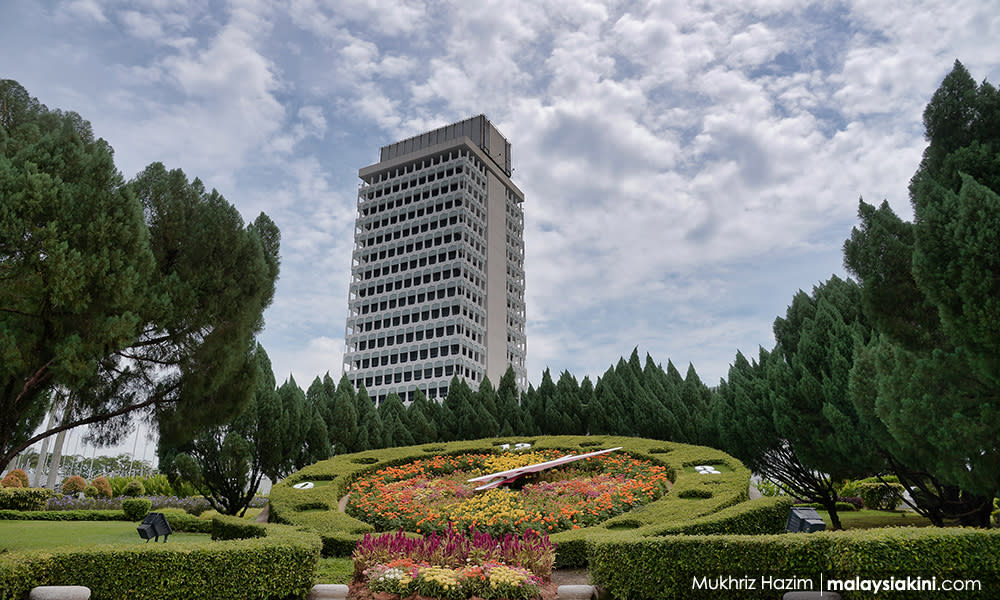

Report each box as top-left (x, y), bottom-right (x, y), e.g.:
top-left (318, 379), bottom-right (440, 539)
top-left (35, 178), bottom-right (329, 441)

top-left (0, 488), bottom-right (53, 511)
top-left (855, 481), bottom-right (904, 510)
top-left (91, 476), bottom-right (112, 498)
top-left (122, 479), bottom-right (146, 497)
top-left (2, 470), bottom-right (29, 488)
top-left (83, 485), bottom-right (98, 498)
top-left (123, 498), bottom-right (152, 521)
top-left (60, 475), bottom-right (87, 496)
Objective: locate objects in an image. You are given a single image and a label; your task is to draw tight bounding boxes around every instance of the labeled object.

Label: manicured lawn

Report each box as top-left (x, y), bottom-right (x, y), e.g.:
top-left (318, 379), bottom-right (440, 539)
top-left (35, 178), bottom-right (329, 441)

top-left (817, 509), bottom-right (934, 529)
top-left (0, 521), bottom-right (211, 552)
top-left (315, 557), bottom-right (353, 584)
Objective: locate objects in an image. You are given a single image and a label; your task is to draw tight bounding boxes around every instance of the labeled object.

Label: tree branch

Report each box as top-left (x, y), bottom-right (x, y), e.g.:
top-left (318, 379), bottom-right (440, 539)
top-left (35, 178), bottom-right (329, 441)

top-left (0, 395), bottom-right (167, 468)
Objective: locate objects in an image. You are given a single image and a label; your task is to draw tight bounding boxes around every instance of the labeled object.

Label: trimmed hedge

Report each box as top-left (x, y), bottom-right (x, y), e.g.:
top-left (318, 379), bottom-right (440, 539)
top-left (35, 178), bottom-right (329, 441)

top-left (0, 488), bottom-right (52, 511)
top-left (270, 436), bottom-right (754, 563)
top-left (856, 481), bottom-right (905, 510)
top-left (0, 521), bottom-right (321, 600)
top-left (212, 515), bottom-right (267, 540)
top-left (590, 527), bottom-right (1000, 599)
top-left (158, 508), bottom-right (213, 533)
top-left (123, 498), bottom-right (153, 521)
top-left (0, 509), bottom-right (127, 521)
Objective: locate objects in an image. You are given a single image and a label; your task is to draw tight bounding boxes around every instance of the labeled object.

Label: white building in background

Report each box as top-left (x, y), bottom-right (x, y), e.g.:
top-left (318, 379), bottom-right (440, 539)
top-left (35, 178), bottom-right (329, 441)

top-left (343, 115), bottom-right (527, 404)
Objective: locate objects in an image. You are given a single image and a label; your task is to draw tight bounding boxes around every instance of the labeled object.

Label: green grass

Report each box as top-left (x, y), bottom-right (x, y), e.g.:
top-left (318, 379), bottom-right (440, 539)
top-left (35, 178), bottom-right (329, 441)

top-left (0, 520), bottom-right (211, 552)
top-left (817, 509), bottom-right (934, 529)
top-left (315, 557), bottom-right (353, 584)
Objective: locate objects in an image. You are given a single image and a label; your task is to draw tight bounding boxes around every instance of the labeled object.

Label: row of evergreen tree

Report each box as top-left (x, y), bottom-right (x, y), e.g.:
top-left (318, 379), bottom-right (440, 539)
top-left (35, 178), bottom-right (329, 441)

top-left (299, 347), bottom-right (716, 456)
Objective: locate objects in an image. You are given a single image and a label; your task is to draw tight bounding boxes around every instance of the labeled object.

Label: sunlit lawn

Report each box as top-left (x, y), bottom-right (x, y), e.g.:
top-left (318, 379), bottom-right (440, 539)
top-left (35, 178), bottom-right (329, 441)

top-left (817, 509), bottom-right (934, 529)
top-left (0, 521), bottom-right (211, 552)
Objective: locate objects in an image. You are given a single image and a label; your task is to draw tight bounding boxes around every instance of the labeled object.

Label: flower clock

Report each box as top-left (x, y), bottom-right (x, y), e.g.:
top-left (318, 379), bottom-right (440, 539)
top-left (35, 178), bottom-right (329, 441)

top-left (345, 448), bottom-right (670, 536)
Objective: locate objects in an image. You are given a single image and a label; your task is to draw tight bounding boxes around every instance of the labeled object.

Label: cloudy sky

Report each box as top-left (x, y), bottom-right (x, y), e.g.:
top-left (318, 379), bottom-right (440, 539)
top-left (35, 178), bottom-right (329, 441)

top-left (3, 0), bottom-right (999, 395)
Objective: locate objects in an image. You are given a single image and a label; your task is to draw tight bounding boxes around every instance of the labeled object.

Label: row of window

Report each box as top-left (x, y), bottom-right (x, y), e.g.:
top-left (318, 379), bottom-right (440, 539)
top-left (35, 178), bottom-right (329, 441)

top-left (350, 301), bottom-right (471, 333)
top-left (360, 193), bottom-right (463, 230)
top-left (357, 262), bottom-right (491, 299)
top-left (361, 165), bottom-right (465, 207)
top-left (359, 249), bottom-right (459, 281)
top-left (353, 320), bottom-right (483, 351)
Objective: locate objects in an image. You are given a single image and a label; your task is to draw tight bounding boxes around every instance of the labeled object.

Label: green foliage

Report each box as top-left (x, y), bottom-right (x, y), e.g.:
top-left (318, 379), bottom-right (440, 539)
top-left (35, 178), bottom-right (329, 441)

top-left (0, 81), bottom-right (281, 474)
top-left (157, 508), bottom-right (212, 533)
top-left (211, 514), bottom-right (267, 540)
top-left (0, 488), bottom-right (51, 511)
top-left (83, 485), bottom-right (98, 498)
top-left (0, 522), bottom-right (321, 600)
top-left (122, 498), bottom-right (152, 521)
top-left (843, 62), bottom-right (1000, 525)
top-left (855, 481), bottom-right (904, 511)
top-left (591, 527), bottom-right (1000, 600)
top-left (121, 479), bottom-right (145, 497)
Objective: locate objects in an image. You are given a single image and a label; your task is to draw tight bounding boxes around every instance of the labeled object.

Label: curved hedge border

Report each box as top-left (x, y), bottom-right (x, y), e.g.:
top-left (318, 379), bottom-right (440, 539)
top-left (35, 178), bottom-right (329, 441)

top-left (590, 527), bottom-right (1000, 599)
top-left (270, 436), bottom-right (766, 563)
top-left (0, 518), bottom-right (321, 600)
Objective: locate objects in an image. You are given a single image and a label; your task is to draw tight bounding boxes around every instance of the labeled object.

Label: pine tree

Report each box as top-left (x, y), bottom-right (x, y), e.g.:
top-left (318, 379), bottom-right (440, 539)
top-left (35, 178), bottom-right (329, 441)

top-left (475, 377), bottom-right (501, 437)
top-left (496, 366), bottom-right (524, 435)
top-left (330, 374), bottom-right (359, 454)
top-left (406, 389), bottom-right (438, 444)
top-left (354, 386), bottom-right (382, 451)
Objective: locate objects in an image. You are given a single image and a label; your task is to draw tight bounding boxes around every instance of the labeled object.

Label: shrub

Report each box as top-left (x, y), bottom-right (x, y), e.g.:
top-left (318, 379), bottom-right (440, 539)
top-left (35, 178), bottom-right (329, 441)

top-left (60, 475), bottom-right (87, 496)
top-left (0, 488), bottom-right (53, 511)
top-left (0, 522), bottom-right (321, 600)
top-left (91, 476), bottom-right (112, 498)
top-left (123, 498), bottom-right (152, 521)
top-left (855, 481), bottom-right (904, 510)
top-left (212, 515), bottom-right (267, 541)
top-left (83, 485), bottom-right (98, 498)
top-left (838, 496), bottom-right (864, 511)
top-left (141, 474), bottom-right (174, 496)
top-left (591, 528), bottom-right (1000, 600)
top-left (122, 479), bottom-right (146, 497)
top-left (157, 508), bottom-right (212, 533)
top-left (2, 469), bottom-right (29, 488)
top-left (793, 501), bottom-right (858, 512)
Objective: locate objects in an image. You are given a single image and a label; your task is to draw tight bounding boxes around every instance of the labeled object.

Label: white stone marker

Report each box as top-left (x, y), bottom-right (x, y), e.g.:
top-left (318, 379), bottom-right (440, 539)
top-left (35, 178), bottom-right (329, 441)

top-left (29, 587), bottom-right (91, 600)
top-left (308, 583), bottom-right (349, 599)
top-left (557, 584), bottom-right (597, 599)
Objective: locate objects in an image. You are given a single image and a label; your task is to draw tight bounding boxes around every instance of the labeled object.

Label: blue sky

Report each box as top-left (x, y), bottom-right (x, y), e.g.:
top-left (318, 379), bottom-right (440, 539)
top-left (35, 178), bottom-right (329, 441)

top-left (3, 0), bottom-right (999, 397)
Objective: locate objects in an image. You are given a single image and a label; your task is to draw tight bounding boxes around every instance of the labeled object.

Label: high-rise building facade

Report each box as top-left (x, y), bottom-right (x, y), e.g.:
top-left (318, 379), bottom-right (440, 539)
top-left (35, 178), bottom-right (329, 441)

top-left (343, 115), bottom-right (526, 404)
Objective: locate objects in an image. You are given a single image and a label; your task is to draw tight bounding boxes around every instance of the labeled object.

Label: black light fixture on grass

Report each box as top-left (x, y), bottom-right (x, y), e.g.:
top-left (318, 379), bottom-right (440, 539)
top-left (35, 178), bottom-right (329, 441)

top-left (137, 512), bottom-right (173, 542)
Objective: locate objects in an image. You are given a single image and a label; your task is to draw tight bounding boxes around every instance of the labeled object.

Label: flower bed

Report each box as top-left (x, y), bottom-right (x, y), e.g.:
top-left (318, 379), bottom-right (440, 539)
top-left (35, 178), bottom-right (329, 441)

top-left (346, 450), bottom-right (669, 536)
top-left (353, 529), bottom-right (555, 600)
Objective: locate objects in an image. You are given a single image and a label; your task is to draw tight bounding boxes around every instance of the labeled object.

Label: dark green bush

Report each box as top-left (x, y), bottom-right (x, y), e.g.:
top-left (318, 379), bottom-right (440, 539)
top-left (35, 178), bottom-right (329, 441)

top-left (0, 488), bottom-right (52, 511)
top-left (83, 485), bottom-right (98, 498)
top-left (211, 515), bottom-right (267, 540)
top-left (123, 498), bottom-right (152, 521)
top-left (0, 522), bottom-right (321, 600)
top-left (158, 508), bottom-right (212, 533)
top-left (122, 479), bottom-right (146, 497)
top-left (591, 527), bottom-right (1000, 600)
top-left (856, 481), bottom-right (905, 510)
top-left (678, 489), bottom-right (713, 499)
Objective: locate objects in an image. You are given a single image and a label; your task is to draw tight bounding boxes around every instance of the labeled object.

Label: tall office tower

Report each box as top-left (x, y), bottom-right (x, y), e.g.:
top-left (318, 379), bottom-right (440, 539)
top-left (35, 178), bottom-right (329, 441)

top-left (343, 115), bottom-right (526, 405)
